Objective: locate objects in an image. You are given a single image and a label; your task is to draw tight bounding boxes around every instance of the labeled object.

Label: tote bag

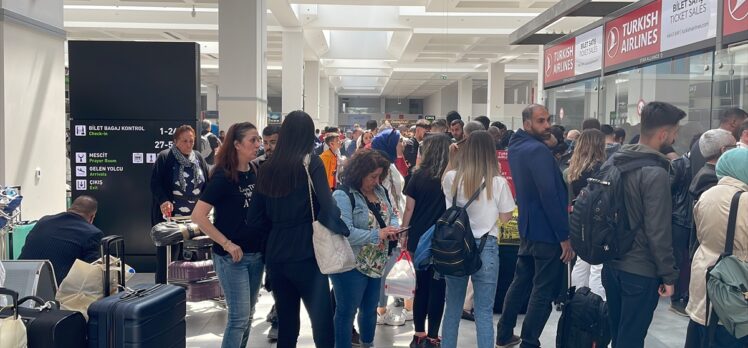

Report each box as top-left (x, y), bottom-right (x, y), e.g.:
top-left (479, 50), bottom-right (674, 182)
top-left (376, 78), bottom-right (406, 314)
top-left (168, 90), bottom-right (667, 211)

top-left (303, 155), bottom-right (356, 275)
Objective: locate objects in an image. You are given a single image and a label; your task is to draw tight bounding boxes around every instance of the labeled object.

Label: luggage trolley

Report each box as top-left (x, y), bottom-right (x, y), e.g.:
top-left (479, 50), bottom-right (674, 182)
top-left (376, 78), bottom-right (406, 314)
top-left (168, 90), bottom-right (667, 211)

top-left (154, 216), bottom-right (226, 307)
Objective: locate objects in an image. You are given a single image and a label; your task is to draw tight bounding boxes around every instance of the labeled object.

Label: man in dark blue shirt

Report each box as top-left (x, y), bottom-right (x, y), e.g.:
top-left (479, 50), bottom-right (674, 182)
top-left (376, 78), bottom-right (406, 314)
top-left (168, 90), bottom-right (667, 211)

top-left (496, 105), bottom-right (574, 348)
top-left (20, 196), bottom-right (103, 284)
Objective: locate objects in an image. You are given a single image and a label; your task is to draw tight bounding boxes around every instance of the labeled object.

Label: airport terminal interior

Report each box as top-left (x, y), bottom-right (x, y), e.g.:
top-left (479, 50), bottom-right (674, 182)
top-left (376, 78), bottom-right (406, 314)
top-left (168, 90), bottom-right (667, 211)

top-left (0, 0), bottom-right (746, 347)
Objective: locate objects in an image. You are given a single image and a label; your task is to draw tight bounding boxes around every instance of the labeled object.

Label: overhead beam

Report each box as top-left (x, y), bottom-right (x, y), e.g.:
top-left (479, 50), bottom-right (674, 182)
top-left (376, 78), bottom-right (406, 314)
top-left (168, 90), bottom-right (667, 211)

top-left (509, 0), bottom-right (632, 45)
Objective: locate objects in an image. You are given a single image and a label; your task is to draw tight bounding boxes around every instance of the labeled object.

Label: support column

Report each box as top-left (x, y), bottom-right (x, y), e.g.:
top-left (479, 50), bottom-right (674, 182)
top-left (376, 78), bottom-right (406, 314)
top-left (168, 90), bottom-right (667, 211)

top-left (218, 0), bottom-right (267, 130)
top-left (282, 31), bottom-right (304, 114)
top-left (206, 84), bottom-right (218, 111)
top-left (304, 60), bottom-right (320, 121)
top-left (318, 77), bottom-right (330, 129)
top-left (0, 0), bottom-right (67, 217)
top-left (488, 62), bottom-right (506, 121)
top-left (380, 97), bottom-right (386, 114)
top-left (536, 45), bottom-right (544, 105)
top-left (458, 77), bottom-right (473, 119)
top-left (330, 88), bottom-right (338, 127)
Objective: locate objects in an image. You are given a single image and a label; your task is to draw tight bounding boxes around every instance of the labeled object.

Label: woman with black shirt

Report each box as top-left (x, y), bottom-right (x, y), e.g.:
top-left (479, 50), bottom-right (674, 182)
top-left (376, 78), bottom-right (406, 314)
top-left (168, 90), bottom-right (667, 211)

top-left (566, 128), bottom-right (607, 300)
top-left (150, 125), bottom-right (209, 284)
top-left (246, 111), bottom-right (350, 348)
top-left (191, 122), bottom-right (263, 348)
top-left (401, 134), bottom-right (451, 348)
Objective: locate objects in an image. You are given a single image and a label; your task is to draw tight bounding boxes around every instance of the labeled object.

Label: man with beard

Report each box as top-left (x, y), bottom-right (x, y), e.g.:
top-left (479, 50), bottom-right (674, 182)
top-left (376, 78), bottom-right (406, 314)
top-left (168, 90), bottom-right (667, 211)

top-left (601, 102), bottom-right (682, 347)
top-left (253, 125), bottom-right (279, 167)
top-left (252, 124), bottom-right (280, 341)
top-left (496, 105), bottom-right (573, 348)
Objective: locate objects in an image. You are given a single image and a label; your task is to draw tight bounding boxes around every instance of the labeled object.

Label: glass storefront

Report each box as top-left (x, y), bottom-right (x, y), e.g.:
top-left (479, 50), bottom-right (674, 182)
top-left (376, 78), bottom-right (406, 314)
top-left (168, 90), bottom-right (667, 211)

top-left (713, 43), bottom-right (748, 117)
top-left (601, 51), bottom-right (714, 153)
top-left (545, 78), bottom-right (600, 131)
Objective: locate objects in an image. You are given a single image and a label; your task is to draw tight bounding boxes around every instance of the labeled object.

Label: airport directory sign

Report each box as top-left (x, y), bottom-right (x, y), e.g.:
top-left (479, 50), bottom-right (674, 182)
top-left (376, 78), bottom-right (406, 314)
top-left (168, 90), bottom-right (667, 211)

top-left (69, 119), bottom-right (197, 269)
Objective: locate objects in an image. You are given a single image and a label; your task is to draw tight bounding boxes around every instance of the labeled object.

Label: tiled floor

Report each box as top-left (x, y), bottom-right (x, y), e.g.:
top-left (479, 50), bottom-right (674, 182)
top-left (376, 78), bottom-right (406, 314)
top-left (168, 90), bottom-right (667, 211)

top-left (132, 273), bottom-right (689, 347)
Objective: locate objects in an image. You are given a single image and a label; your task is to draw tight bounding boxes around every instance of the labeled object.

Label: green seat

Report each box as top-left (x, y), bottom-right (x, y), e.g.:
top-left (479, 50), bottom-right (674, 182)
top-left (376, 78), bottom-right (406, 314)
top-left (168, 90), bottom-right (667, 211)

top-left (8, 221), bottom-right (36, 259)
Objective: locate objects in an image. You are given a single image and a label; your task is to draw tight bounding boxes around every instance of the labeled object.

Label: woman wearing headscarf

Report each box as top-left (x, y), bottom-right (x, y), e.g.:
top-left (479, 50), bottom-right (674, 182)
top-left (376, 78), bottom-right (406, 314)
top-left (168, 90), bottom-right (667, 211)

top-left (150, 125), bottom-right (209, 283)
top-left (684, 148), bottom-right (748, 348)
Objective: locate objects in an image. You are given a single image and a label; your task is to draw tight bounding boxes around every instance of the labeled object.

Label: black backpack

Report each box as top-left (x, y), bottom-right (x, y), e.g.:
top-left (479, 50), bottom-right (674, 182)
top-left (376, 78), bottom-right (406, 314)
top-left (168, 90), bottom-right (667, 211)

top-left (431, 182), bottom-right (487, 277)
top-left (569, 157), bottom-right (659, 265)
top-left (556, 286), bottom-right (611, 348)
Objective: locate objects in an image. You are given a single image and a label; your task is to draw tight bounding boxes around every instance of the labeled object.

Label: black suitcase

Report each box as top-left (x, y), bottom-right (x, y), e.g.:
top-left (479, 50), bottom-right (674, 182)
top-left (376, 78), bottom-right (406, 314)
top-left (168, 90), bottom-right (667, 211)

top-left (0, 288), bottom-right (87, 348)
top-left (182, 236), bottom-right (213, 261)
top-left (555, 264), bottom-right (611, 348)
top-left (87, 235), bottom-right (187, 348)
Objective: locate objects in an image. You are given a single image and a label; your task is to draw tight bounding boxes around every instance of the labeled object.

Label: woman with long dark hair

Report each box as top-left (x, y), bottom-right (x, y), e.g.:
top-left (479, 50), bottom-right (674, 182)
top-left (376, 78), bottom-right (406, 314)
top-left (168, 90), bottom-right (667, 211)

top-left (401, 133), bottom-right (452, 348)
top-left (247, 111), bottom-right (349, 348)
top-left (191, 122), bottom-right (263, 348)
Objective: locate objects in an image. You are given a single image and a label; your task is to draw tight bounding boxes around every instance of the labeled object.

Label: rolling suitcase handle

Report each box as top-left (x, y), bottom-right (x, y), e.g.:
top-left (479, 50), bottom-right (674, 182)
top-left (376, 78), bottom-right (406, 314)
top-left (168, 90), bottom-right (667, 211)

top-left (0, 288), bottom-right (20, 319)
top-left (100, 235), bottom-right (126, 296)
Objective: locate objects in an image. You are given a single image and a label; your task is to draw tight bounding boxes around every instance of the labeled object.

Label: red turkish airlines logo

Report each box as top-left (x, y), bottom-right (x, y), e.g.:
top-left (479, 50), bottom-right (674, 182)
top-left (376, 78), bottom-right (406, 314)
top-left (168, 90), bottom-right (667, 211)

top-left (606, 27), bottom-right (620, 59)
top-left (729, 0), bottom-right (748, 21)
top-left (545, 54), bottom-right (552, 77)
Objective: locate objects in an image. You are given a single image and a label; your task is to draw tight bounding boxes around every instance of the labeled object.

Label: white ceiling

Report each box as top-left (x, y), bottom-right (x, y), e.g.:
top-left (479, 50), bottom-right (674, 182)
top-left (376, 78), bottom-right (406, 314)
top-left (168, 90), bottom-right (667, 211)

top-left (63, 0), bottom-right (601, 98)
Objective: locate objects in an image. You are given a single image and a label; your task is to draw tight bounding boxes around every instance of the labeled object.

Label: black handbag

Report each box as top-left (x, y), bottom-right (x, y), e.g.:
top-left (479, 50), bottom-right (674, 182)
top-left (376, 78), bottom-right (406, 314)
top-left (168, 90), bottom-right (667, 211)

top-left (0, 288), bottom-right (87, 347)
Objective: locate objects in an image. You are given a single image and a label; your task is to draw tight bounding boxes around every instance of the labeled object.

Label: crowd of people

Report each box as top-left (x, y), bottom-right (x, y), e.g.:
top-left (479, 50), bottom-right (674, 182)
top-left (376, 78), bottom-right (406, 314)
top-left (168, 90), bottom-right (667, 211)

top-left (14, 103), bottom-right (748, 348)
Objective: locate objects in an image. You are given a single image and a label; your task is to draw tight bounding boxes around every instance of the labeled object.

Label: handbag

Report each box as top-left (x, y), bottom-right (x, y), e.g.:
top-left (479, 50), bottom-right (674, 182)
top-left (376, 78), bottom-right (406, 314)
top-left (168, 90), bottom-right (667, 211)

top-left (384, 250), bottom-right (416, 299)
top-left (413, 224), bottom-right (435, 271)
top-left (55, 256), bottom-right (134, 319)
top-left (704, 191), bottom-right (748, 344)
top-left (0, 288), bottom-right (27, 348)
top-left (303, 155), bottom-right (356, 275)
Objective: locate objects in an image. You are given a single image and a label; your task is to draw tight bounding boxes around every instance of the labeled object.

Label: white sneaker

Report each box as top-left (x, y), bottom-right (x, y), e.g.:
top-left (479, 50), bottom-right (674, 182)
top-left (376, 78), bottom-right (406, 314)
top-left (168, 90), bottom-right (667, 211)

top-left (378, 310), bottom-right (405, 326)
top-left (402, 309), bottom-right (413, 321)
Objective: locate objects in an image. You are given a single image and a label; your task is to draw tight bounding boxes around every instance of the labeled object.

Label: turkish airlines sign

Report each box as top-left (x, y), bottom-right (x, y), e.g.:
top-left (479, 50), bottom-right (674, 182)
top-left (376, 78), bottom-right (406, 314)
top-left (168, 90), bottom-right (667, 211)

top-left (544, 27), bottom-right (603, 85)
top-left (724, 0), bottom-right (748, 37)
top-left (544, 38), bottom-right (575, 84)
top-left (604, 0), bottom-right (718, 69)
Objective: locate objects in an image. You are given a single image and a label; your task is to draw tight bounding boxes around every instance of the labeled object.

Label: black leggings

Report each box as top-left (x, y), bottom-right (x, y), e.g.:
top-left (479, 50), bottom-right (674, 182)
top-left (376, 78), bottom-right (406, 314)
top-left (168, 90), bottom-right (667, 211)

top-left (413, 268), bottom-right (446, 338)
top-left (268, 260), bottom-right (334, 348)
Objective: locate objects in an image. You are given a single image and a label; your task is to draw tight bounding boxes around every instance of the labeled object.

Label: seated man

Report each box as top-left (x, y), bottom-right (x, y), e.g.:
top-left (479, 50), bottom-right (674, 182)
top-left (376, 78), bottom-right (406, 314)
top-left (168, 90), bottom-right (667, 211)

top-left (19, 196), bottom-right (103, 284)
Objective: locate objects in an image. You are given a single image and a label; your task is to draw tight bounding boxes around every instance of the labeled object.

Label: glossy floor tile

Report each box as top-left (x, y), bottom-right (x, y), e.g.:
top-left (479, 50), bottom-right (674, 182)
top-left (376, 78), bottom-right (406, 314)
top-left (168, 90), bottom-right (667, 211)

top-left (130, 273), bottom-right (689, 347)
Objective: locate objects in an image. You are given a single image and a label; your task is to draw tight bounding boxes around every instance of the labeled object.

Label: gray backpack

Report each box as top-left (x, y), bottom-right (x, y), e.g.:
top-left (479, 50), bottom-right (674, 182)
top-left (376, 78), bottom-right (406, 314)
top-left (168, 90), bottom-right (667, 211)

top-left (705, 191), bottom-right (748, 342)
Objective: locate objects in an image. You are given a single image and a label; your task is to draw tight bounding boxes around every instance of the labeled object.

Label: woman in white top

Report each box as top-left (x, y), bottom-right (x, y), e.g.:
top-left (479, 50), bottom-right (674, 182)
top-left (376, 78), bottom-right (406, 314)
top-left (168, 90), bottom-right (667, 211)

top-left (440, 131), bottom-right (515, 348)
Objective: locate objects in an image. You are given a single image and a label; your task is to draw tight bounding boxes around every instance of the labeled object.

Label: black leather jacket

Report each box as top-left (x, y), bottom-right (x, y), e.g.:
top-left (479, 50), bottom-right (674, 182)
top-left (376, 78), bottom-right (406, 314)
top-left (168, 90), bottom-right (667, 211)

top-left (670, 153), bottom-right (692, 229)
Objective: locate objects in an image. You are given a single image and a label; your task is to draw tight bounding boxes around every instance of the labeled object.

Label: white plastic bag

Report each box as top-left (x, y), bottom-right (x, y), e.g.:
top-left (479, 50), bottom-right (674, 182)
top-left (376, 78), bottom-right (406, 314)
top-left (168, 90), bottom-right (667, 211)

top-left (384, 250), bottom-right (416, 299)
top-left (0, 261), bottom-right (6, 307)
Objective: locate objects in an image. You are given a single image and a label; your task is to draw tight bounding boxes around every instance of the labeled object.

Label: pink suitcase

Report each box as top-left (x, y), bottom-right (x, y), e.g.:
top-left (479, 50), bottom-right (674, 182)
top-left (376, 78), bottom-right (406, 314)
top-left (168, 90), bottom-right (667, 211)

top-left (173, 278), bottom-right (223, 302)
top-left (168, 260), bottom-right (215, 282)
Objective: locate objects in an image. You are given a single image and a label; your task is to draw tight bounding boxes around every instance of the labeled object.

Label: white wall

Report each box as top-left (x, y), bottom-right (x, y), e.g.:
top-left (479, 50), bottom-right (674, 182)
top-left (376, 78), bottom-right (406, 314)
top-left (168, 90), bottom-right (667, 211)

top-left (424, 90), bottom-right (442, 117)
top-left (472, 104), bottom-right (487, 117)
top-left (440, 82), bottom-right (458, 116)
top-left (0, 4), bottom-right (67, 219)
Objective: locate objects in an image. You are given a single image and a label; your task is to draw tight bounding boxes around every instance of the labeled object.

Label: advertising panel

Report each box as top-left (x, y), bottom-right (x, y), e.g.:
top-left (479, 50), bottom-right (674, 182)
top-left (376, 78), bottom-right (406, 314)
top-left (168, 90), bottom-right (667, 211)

top-left (544, 38), bottom-right (576, 85)
top-left (605, 1), bottom-right (663, 68)
top-left (604, 0), bottom-right (719, 69)
top-left (723, 0), bottom-right (748, 39)
top-left (661, 0), bottom-right (719, 51)
top-left (575, 26), bottom-right (604, 75)
top-left (543, 26), bottom-right (603, 87)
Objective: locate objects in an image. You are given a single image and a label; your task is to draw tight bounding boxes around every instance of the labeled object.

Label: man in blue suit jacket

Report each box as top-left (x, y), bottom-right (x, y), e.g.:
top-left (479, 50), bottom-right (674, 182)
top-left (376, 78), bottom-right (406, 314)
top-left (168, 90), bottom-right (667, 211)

top-left (496, 105), bottom-right (575, 348)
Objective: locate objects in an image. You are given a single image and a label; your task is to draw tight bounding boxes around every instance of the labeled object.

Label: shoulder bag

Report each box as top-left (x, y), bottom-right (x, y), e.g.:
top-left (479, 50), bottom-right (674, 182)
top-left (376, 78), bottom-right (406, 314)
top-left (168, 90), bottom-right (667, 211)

top-left (303, 155), bottom-right (356, 275)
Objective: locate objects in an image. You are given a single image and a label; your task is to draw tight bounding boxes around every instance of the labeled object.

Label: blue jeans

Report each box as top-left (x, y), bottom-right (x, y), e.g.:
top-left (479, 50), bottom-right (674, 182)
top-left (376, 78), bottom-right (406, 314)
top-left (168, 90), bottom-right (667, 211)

top-left (442, 237), bottom-right (499, 348)
top-left (214, 252), bottom-right (265, 348)
top-left (330, 269), bottom-right (382, 348)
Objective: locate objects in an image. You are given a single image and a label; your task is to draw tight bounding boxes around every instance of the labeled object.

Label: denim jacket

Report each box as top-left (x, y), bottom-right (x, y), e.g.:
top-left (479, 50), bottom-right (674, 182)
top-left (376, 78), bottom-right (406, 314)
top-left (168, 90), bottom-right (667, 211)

top-left (332, 185), bottom-right (399, 256)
